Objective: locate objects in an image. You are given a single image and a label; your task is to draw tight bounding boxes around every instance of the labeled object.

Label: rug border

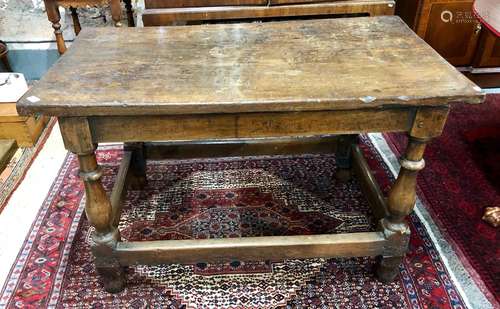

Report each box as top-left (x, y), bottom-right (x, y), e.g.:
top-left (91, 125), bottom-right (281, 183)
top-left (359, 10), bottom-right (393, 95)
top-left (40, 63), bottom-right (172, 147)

top-left (0, 151), bottom-right (72, 308)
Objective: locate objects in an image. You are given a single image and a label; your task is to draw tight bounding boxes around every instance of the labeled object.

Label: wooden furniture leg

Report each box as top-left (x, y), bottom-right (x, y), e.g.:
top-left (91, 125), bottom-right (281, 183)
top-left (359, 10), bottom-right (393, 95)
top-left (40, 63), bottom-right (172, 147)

top-left (44, 0), bottom-right (67, 54)
top-left (70, 7), bottom-right (81, 35)
top-left (376, 136), bottom-right (428, 282)
top-left (0, 41), bottom-right (12, 72)
top-left (335, 134), bottom-right (358, 182)
top-left (79, 151), bottom-right (126, 292)
top-left (59, 117), bottom-right (125, 293)
top-left (124, 142), bottom-right (147, 190)
top-left (110, 0), bottom-right (123, 27)
top-left (124, 0), bottom-right (135, 27)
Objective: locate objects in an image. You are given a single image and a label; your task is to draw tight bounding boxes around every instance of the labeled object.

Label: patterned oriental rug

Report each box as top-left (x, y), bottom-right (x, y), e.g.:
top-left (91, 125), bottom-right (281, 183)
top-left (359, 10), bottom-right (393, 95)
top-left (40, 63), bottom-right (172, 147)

top-left (384, 94), bottom-right (500, 305)
top-left (0, 117), bottom-right (56, 214)
top-left (0, 139), bottom-right (470, 308)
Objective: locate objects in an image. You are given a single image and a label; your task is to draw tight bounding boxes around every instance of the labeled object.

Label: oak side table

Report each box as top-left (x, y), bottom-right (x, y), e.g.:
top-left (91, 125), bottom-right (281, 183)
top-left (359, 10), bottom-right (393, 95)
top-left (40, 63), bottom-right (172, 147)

top-left (17, 16), bottom-right (484, 293)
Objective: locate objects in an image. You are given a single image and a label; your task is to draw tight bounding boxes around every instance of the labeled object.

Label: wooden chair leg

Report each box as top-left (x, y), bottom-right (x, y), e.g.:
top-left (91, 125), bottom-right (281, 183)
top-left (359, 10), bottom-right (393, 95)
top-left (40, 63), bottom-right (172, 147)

top-left (375, 136), bottom-right (428, 282)
top-left (110, 0), bottom-right (123, 27)
top-left (70, 7), bottom-right (81, 35)
top-left (44, 0), bottom-right (67, 54)
top-left (335, 134), bottom-right (358, 182)
top-left (0, 41), bottom-right (13, 72)
top-left (124, 142), bottom-right (147, 190)
top-left (123, 0), bottom-right (135, 27)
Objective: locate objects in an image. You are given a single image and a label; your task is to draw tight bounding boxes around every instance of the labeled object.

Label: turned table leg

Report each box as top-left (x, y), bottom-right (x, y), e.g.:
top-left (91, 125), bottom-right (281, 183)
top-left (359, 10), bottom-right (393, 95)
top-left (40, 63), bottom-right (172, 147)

top-left (44, 0), bottom-right (67, 55)
top-left (375, 107), bottom-right (449, 282)
top-left (376, 136), bottom-right (428, 282)
top-left (335, 134), bottom-right (358, 182)
top-left (110, 0), bottom-right (123, 27)
top-left (124, 142), bottom-right (147, 190)
top-left (79, 151), bottom-right (125, 292)
top-left (59, 117), bottom-right (125, 293)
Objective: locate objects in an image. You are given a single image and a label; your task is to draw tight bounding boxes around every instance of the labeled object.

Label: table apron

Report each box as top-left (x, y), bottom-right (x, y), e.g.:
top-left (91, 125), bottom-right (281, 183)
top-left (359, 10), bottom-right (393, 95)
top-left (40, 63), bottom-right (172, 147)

top-left (87, 108), bottom-right (415, 143)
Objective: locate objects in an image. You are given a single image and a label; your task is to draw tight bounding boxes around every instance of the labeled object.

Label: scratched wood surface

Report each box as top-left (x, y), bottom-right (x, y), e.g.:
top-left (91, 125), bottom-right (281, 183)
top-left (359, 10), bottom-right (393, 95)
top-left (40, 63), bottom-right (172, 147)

top-left (17, 16), bottom-right (483, 117)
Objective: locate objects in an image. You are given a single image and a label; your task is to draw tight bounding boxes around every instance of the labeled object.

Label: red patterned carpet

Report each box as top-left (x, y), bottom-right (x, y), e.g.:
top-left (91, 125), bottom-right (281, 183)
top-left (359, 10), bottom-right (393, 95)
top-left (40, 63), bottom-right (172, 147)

top-left (0, 139), bottom-right (467, 308)
top-left (384, 94), bottom-right (500, 305)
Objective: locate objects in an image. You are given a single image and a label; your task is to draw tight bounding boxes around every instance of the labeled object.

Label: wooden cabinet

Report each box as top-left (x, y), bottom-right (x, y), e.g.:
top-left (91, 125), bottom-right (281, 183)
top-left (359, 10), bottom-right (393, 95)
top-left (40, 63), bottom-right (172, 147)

top-left (142, 0), bottom-right (396, 26)
top-left (396, 0), bottom-right (500, 87)
top-left (145, 0), bottom-right (267, 8)
top-left (417, 1), bottom-right (481, 66)
top-left (474, 29), bottom-right (500, 68)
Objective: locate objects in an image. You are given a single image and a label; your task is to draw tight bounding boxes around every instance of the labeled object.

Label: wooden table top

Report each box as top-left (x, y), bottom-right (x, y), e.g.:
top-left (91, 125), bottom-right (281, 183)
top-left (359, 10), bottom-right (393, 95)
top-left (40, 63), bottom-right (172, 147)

top-left (18, 16), bottom-right (483, 117)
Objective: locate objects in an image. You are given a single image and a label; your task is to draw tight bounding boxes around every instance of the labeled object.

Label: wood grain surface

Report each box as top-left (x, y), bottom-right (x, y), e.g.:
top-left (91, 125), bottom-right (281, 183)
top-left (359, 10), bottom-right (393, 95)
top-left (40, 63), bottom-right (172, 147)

top-left (18, 16), bottom-right (483, 117)
top-left (145, 0), bottom-right (267, 8)
top-left (141, 0), bottom-right (395, 25)
top-left (115, 232), bottom-right (388, 265)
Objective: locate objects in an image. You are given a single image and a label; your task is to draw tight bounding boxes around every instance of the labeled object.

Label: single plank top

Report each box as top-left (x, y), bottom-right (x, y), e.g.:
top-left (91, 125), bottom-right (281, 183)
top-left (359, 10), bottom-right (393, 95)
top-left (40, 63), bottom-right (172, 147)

top-left (18, 16), bottom-right (484, 117)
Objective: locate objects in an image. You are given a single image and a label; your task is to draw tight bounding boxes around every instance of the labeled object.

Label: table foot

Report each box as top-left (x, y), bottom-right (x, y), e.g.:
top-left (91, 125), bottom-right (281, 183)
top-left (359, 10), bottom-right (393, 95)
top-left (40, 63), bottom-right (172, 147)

top-left (335, 134), bottom-right (358, 182)
top-left (96, 260), bottom-right (126, 293)
top-left (92, 229), bottom-right (126, 293)
top-left (375, 255), bottom-right (401, 283)
top-left (335, 168), bottom-right (352, 182)
top-left (128, 174), bottom-right (147, 190)
top-left (124, 142), bottom-right (147, 190)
